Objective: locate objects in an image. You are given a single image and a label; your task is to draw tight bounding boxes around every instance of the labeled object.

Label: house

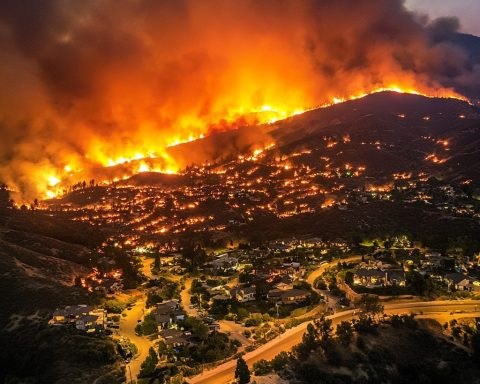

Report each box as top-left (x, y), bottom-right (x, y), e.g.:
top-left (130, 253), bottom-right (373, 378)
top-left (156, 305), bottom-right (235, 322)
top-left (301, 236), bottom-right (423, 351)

top-left (386, 270), bottom-right (406, 286)
top-left (75, 309), bottom-right (107, 333)
top-left (353, 269), bottom-right (387, 287)
top-left (159, 329), bottom-right (190, 348)
top-left (422, 252), bottom-right (445, 268)
top-left (209, 254), bottom-right (239, 273)
top-left (279, 289), bottom-right (311, 305)
top-left (268, 288), bottom-right (311, 305)
top-left (50, 305), bottom-right (106, 333)
top-left (154, 300), bottom-right (185, 329)
top-left (444, 273), bottom-right (471, 291)
top-left (208, 322), bottom-right (221, 332)
top-left (267, 288), bottom-right (284, 302)
top-left (211, 293), bottom-right (231, 301)
top-left (275, 282), bottom-right (294, 291)
top-left (231, 286), bottom-right (256, 302)
top-left (282, 262), bottom-right (304, 278)
top-left (51, 304), bottom-right (93, 325)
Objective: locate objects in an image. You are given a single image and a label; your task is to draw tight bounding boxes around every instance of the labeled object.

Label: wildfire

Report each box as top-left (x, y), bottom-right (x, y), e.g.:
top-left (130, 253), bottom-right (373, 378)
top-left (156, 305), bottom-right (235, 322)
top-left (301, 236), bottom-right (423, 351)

top-left (425, 153), bottom-right (448, 164)
top-left (367, 184), bottom-right (393, 193)
top-left (36, 86), bottom-right (465, 201)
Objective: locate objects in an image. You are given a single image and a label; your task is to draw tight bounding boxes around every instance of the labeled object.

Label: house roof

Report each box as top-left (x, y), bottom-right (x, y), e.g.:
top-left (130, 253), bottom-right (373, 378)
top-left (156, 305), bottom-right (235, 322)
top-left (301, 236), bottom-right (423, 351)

top-left (280, 289), bottom-right (311, 299)
top-left (155, 314), bottom-right (171, 324)
top-left (211, 294), bottom-right (230, 301)
top-left (164, 335), bottom-right (189, 345)
top-left (156, 300), bottom-right (179, 314)
top-left (445, 272), bottom-right (470, 285)
top-left (77, 314), bottom-right (99, 323)
top-left (54, 305), bottom-right (92, 318)
top-left (159, 329), bottom-right (183, 339)
top-left (355, 269), bottom-right (386, 278)
top-left (386, 270), bottom-right (406, 281)
top-left (267, 288), bottom-right (283, 298)
top-left (240, 287), bottom-right (256, 295)
top-left (275, 282), bottom-right (293, 290)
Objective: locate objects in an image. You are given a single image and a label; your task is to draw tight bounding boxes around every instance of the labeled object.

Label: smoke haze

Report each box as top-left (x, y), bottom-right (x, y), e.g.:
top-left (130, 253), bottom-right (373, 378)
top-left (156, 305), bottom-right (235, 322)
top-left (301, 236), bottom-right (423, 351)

top-left (0, 0), bottom-right (479, 199)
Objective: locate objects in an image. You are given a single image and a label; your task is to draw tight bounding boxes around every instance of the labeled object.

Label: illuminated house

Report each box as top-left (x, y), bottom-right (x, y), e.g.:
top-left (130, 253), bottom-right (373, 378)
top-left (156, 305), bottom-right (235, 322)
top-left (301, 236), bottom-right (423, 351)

top-left (208, 254), bottom-right (239, 273)
top-left (231, 286), bottom-right (256, 302)
top-left (154, 300), bottom-right (185, 329)
top-left (353, 269), bottom-right (387, 287)
top-left (50, 305), bottom-right (106, 333)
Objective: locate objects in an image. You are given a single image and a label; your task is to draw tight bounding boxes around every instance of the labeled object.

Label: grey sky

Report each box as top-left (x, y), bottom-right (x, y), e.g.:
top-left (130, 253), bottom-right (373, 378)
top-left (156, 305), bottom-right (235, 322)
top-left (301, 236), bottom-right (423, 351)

top-left (406, 0), bottom-right (480, 36)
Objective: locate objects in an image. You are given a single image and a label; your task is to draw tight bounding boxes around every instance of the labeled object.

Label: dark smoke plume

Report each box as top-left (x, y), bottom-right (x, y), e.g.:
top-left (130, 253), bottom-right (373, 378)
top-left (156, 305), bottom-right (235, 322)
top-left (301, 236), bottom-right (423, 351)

top-left (0, 0), bottom-right (479, 199)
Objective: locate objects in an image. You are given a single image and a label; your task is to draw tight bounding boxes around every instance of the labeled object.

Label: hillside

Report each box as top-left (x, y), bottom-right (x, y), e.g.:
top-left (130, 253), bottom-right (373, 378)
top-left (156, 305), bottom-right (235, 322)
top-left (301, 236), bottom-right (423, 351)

top-left (0, 210), bottom-right (106, 327)
top-left (0, 208), bottom-right (124, 384)
top-left (43, 91), bottom-right (480, 252)
top-left (166, 91), bottom-right (480, 186)
top-left (255, 318), bottom-right (480, 384)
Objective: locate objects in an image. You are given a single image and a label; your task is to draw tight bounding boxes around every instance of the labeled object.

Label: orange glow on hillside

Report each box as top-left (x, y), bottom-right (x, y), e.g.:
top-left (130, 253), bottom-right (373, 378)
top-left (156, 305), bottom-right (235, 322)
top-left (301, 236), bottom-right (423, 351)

top-left (31, 84), bottom-right (465, 201)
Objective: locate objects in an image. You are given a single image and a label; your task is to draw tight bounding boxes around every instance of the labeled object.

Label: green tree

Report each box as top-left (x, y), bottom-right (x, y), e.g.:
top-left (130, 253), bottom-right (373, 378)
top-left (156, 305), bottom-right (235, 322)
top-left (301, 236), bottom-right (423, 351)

top-left (253, 359), bottom-right (272, 375)
top-left (271, 351), bottom-right (289, 371)
top-left (139, 347), bottom-right (158, 378)
top-left (184, 317), bottom-right (209, 341)
top-left (336, 321), bottom-right (353, 346)
top-left (235, 357), bottom-right (251, 384)
top-left (384, 238), bottom-right (393, 249)
top-left (158, 340), bottom-right (172, 358)
top-left (153, 250), bottom-right (161, 270)
top-left (357, 294), bottom-right (384, 319)
top-left (314, 316), bottom-right (333, 341)
top-left (181, 243), bottom-right (208, 271)
top-left (406, 271), bottom-right (434, 296)
top-left (344, 271), bottom-right (354, 285)
top-left (302, 323), bottom-right (318, 350)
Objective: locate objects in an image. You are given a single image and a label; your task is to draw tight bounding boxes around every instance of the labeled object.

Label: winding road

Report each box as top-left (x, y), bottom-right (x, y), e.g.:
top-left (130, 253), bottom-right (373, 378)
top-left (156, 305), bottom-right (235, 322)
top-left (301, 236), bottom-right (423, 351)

top-left (119, 296), bottom-right (151, 382)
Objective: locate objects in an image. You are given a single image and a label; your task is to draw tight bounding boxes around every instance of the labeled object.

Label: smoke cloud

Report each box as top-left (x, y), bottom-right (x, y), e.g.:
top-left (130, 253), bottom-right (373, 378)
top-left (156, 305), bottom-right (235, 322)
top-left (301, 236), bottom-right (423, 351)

top-left (0, 0), bottom-right (478, 200)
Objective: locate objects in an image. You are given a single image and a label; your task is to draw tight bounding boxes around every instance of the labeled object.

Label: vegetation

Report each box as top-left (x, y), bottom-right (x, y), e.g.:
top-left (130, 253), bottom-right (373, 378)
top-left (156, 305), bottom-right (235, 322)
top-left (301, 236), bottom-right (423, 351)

top-left (135, 312), bottom-right (158, 336)
top-left (235, 357), bottom-right (251, 384)
top-left (356, 294), bottom-right (384, 319)
top-left (254, 315), bottom-right (480, 384)
top-left (179, 242), bottom-right (208, 272)
top-left (139, 347), bottom-right (159, 378)
top-left (0, 324), bottom-right (124, 384)
top-left (100, 242), bottom-right (142, 289)
top-left (102, 299), bottom-right (126, 314)
top-left (145, 277), bottom-right (180, 307)
top-left (177, 331), bottom-right (238, 365)
top-left (336, 321), bottom-right (353, 346)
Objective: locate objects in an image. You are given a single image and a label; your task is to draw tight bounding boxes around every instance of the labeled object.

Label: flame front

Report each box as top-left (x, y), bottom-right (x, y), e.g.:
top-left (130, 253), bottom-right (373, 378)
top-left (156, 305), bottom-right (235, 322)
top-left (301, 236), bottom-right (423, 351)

top-left (0, 0), bottom-right (475, 201)
top-left (40, 85), bottom-right (464, 200)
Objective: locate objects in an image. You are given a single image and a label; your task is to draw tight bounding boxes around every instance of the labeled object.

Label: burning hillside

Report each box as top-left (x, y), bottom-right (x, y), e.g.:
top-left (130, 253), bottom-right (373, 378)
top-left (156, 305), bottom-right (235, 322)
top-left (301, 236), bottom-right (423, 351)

top-left (0, 0), bottom-right (479, 200)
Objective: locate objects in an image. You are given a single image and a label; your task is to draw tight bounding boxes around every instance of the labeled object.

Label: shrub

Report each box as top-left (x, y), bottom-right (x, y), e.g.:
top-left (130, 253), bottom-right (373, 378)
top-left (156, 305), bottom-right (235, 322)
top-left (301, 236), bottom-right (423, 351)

top-left (102, 299), bottom-right (126, 314)
top-left (253, 359), bottom-right (272, 375)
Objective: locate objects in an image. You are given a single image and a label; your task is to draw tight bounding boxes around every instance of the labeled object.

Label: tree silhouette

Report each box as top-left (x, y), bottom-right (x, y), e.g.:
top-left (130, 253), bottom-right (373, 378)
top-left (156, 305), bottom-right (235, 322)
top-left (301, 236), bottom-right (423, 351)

top-left (235, 357), bottom-right (250, 384)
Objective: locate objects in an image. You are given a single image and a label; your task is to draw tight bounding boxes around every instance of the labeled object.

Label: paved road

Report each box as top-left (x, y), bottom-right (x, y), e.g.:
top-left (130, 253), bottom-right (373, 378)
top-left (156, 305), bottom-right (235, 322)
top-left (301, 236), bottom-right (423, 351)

top-left (188, 300), bottom-right (480, 384)
top-left (141, 257), bottom-right (155, 280)
top-left (181, 277), bottom-right (201, 317)
top-left (118, 296), bottom-right (151, 382)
